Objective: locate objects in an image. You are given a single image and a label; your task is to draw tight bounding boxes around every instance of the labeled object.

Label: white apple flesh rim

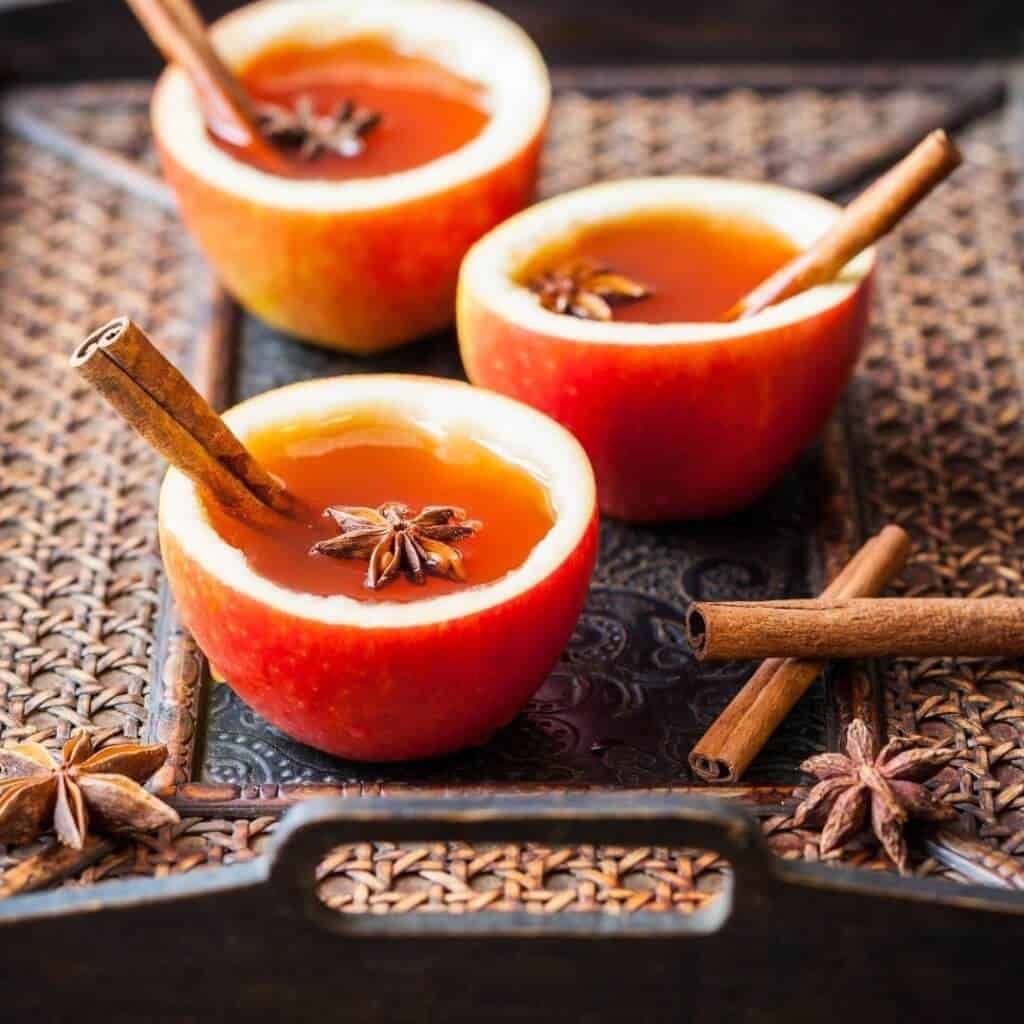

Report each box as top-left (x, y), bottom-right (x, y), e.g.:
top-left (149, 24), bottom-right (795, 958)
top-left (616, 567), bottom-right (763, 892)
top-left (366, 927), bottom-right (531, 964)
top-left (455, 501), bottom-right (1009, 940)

top-left (159, 375), bottom-right (596, 628)
top-left (460, 176), bottom-right (876, 342)
top-left (152, 0), bottom-right (550, 211)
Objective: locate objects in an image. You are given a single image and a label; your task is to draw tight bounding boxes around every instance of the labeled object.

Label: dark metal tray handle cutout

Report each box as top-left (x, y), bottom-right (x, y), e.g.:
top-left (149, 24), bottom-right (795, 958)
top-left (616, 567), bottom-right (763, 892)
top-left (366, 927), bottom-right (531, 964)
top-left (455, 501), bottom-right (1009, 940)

top-left (268, 793), bottom-right (769, 937)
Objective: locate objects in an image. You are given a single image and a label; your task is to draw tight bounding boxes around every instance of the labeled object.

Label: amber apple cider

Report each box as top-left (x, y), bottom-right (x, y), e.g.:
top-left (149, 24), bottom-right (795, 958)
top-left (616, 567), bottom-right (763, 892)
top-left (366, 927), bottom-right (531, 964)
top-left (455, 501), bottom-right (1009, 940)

top-left (219, 36), bottom-right (489, 179)
top-left (203, 413), bottom-right (555, 602)
top-left (521, 210), bottom-right (801, 323)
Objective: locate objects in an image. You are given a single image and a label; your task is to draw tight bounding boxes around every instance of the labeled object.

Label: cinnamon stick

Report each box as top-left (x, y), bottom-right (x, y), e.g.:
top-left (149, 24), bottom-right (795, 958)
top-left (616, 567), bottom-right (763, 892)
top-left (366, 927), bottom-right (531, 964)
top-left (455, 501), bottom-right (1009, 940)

top-left (71, 317), bottom-right (294, 526)
top-left (688, 525), bottom-right (910, 783)
top-left (720, 130), bottom-right (962, 321)
top-left (125, 0), bottom-right (275, 158)
top-left (688, 597), bottom-right (1024, 661)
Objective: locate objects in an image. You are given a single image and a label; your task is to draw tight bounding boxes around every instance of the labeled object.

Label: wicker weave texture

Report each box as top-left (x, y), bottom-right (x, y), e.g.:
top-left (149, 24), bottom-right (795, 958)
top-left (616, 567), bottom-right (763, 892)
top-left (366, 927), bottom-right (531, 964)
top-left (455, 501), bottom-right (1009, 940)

top-left (850, 125), bottom-right (1024, 853)
top-left (0, 136), bottom-right (201, 752)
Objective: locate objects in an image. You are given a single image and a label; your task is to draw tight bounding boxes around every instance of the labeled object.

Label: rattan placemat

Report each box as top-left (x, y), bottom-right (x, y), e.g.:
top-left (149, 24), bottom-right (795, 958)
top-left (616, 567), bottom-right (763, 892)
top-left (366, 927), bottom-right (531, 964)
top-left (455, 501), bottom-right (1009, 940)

top-left (2, 75), bottom-right (1024, 911)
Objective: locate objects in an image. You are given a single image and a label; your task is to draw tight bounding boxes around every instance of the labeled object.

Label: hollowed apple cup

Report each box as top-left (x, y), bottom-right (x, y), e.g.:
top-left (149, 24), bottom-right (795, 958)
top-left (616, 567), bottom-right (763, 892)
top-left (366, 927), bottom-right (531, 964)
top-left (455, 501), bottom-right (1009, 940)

top-left (158, 376), bottom-right (597, 761)
top-left (458, 177), bottom-right (875, 521)
top-left (152, 0), bottom-right (549, 354)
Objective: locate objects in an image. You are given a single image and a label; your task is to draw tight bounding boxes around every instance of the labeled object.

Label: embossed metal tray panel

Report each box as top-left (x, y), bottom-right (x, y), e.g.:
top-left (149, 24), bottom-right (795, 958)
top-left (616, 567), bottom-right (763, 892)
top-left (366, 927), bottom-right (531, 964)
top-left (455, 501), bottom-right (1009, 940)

top-left (198, 319), bottom-right (848, 794)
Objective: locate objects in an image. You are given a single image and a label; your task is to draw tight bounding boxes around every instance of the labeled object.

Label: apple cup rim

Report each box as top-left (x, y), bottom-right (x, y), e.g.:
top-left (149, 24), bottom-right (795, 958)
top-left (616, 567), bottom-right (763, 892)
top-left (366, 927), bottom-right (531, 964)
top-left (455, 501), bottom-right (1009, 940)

top-left (158, 374), bottom-right (597, 630)
top-left (150, 0), bottom-right (550, 213)
top-left (458, 175), bottom-right (877, 346)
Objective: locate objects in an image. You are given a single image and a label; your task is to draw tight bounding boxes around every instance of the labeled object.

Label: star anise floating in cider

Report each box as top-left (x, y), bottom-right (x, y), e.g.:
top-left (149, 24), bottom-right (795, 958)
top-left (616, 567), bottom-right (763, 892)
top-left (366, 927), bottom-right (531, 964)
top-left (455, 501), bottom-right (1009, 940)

top-left (201, 412), bottom-right (554, 603)
top-left (218, 36), bottom-right (490, 181)
top-left (256, 95), bottom-right (382, 161)
top-left (312, 503), bottom-right (481, 589)
top-left (528, 260), bottom-right (651, 322)
top-left (520, 211), bottom-right (802, 324)
top-left (0, 733), bottom-right (179, 850)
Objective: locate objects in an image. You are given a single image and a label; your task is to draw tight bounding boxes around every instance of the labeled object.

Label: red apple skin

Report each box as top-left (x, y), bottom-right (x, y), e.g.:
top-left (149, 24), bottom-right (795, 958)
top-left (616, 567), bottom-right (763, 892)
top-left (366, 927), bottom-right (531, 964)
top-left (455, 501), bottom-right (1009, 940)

top-left (459, 274), bottom-right (873, 521)
top-left (159, 510), bottom-right (597, 762)
top-left (154, 130), bottom-right (542, 355)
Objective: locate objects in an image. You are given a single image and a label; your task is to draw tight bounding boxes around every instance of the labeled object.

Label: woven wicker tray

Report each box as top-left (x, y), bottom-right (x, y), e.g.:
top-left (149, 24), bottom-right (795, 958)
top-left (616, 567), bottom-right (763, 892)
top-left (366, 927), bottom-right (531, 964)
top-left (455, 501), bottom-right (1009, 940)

top-left (2, 66), bottom-right (1024, 915)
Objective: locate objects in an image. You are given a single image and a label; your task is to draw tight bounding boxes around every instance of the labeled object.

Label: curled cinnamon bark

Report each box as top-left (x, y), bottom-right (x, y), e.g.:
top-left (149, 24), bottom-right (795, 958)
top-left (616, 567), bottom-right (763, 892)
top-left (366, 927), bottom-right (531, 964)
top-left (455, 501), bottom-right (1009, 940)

top-left (720, 131), bottom-right (961, 321)
top-left (125, 0), bottom-right (280, 164)
top-left (72, 317), bottom-right (296, 526)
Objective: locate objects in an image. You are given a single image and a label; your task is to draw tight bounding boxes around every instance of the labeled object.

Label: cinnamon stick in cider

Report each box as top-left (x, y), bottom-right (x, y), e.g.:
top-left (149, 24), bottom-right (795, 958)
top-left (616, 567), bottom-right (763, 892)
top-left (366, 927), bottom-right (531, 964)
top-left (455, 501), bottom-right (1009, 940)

top-left (688, 597), bottom-right (1024, 661)
top-left (720, 130), bottom-right (962, 321)
top-left (125, 0), bottom-right (276, 158)
top-left (71, 317), bottom-right (294, 526)
top-left (688, 525), bottom-right (910, 783)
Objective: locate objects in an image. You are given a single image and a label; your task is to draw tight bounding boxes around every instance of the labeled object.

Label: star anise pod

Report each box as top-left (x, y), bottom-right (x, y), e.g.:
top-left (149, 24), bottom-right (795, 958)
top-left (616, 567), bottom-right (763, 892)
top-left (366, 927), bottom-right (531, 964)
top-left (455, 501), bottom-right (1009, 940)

top-left (310, 502), bottom-right (481, 589)
top-left (528, 260), bottom-right (651, 321)
top-left (792, 719), bottom-right (957, 872)
top-left (0, 734), bottom-right (179, 850)
top-left (256, 95), bottom-right (381, 161)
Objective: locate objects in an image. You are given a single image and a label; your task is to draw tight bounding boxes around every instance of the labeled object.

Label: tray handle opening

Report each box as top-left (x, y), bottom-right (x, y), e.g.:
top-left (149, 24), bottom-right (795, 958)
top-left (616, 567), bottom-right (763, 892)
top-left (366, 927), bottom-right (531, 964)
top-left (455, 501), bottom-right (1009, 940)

top-left (266, 792), bottom-right (774, 938)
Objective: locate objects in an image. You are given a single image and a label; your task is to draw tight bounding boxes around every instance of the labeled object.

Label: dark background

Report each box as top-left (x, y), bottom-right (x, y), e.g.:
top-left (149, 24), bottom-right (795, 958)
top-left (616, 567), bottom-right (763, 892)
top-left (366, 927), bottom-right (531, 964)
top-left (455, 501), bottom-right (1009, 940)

top-left (1, 0), bottom-right (1022, 84)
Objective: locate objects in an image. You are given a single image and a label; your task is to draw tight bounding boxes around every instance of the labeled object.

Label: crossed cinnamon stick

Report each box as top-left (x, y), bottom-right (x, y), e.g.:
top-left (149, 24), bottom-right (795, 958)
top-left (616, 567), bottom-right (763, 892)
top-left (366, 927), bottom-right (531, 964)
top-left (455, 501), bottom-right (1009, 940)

top-left (688, 526), bottom-right (1024, 783)
top-left (688, 526), bottom-right (909, 783)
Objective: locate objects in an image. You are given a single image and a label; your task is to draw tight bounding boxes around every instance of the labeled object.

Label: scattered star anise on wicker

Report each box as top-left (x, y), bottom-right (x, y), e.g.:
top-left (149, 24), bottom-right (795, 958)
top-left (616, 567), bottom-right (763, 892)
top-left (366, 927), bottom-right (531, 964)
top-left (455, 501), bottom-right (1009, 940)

top-left (0, 734), bottom-right (179, 850)
top-left (792, 719), bottom-right (956, 872)
top-left (528, 260), bottom-right (651, 321)
top-left (310, 502), bottom-right (481, 589)
top-left (257, 95), bottom-right (381, 160)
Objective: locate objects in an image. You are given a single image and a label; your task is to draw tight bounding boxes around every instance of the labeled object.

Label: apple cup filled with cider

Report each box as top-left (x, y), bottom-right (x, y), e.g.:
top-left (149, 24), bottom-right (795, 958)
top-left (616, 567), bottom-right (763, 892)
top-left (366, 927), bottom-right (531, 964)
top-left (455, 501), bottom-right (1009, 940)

top-left (458, 177), bottom-right (875, 521)
top-left (151, 0), bottom-right (549, 353)
top-left (158, 376), bottom-right (597, 762)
